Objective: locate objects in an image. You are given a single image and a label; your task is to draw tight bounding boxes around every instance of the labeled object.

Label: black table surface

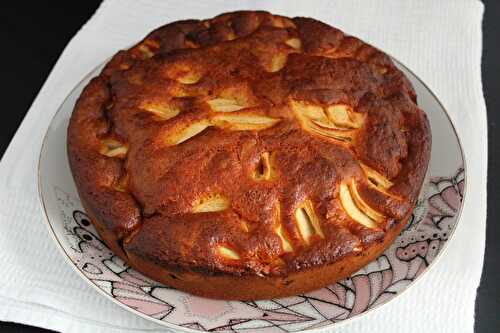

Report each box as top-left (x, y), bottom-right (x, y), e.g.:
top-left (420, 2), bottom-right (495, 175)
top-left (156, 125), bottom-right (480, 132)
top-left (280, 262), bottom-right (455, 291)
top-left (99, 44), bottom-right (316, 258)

top-left (0, 1), bottom-right (498, 332)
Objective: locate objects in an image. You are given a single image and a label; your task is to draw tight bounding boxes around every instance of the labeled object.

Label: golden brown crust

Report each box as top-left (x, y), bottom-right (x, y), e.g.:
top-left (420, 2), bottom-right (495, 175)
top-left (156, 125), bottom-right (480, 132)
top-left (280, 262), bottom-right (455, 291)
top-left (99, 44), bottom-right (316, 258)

top-left (67, 11), bottom-right (431, 300)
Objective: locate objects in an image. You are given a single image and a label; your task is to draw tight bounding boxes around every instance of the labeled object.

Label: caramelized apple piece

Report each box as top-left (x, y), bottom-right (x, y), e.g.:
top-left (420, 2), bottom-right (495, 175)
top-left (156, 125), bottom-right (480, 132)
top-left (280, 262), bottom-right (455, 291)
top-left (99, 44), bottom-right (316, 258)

top-left (192, 194), bottom-right (230, 213)
top-left (218, 246), bottom-right (240, 260)
top-left (306, 121), bottom-right (354, 142)
top-left (138, 44), bottom-right (154, 59)
top-left (275, 224), bottom-right (293, 252)
top-left (285, 38), bottom-right (302, 49)
top-left (291, 100), bottom-right (355, 142)
top-left (269, 53), bottom-right (287, 72)
top-left (339, 180), bottom-right (385, 229)
top-left (360, 163), bottom-right (393, 189)
top-left (143, 39), bottom-right (160, 48)
top-left (140, 101), bottom-right (181, 120)
top-left (270, 16), bottom-right (297, 29)
top-left (207, 98), bottom-right (247, 112)
top-left (349, 180), bottom-right (385, 222)
top-left (177, 72), bottom-right (201, 84)
top-left (100, 139), bottom-right (128, 158)
top-left (212, 113), bottom-right (280, 131)
top-left (294, 199), bottom-right (324, 244)
top-left (273, 203), bottom-right (293, 252)
top-left (226, 31), bottom-right (237, 41)
top-left (166, 63), bottom-right (201, 84)
top-left (291, 100), bottom-right (327, 122)
top-left (164, 120), bottom-right (211, 145)
top-left (240, 221), bottom-right (250, 232)
top-left (325, 104), bottom-right (365, 129)
top-left (253, 152), bottom-right (276, 180)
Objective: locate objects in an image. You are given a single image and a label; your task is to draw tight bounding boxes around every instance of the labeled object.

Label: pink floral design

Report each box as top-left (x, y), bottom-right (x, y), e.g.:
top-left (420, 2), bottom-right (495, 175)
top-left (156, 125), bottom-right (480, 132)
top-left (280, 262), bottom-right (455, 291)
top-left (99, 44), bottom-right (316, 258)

top-left (421, 168), bottom-right (464, 230)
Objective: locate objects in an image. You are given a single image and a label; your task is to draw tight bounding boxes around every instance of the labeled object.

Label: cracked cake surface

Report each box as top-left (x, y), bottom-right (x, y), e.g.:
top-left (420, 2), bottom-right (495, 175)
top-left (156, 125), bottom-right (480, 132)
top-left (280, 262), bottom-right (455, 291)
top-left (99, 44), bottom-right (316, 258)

top-left (67, 10), bottom-right (431, 300)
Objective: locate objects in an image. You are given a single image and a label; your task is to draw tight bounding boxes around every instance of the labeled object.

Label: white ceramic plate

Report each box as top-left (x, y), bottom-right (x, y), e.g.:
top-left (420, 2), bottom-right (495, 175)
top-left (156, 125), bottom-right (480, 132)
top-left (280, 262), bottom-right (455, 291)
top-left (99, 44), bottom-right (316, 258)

top-left (38, 59), bottom-right (465, 332)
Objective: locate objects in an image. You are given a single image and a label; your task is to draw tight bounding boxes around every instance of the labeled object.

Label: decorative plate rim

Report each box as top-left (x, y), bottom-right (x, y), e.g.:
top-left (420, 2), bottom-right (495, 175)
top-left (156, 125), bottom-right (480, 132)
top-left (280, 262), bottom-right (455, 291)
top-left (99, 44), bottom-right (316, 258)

top-left (37, 53), bottom-right (467, 332)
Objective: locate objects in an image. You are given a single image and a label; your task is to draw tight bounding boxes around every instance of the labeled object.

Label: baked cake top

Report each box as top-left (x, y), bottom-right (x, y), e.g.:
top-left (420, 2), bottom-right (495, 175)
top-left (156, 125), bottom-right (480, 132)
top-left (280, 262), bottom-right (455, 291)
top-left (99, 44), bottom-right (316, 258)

top-left (68, 11), bottom-right (430, 277)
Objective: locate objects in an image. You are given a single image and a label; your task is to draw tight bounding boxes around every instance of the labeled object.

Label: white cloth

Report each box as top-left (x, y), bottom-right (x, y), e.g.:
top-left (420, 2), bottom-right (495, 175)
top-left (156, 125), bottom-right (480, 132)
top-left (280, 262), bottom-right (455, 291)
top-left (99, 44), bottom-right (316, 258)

top-left (0, 0), bottom-right (486, 332)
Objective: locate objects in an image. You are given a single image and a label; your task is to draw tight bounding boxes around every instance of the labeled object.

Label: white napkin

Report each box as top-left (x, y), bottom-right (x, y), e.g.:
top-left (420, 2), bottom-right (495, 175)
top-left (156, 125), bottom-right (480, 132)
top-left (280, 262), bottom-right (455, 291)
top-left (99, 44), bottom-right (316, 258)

top-left (0, 0), bottom-right (486, 332)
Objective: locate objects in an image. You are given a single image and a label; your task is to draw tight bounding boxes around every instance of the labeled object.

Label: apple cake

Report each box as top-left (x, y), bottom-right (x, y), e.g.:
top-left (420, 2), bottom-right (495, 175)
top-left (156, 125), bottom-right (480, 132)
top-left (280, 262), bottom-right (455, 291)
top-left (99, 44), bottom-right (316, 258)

top-left (67, 11), bottom-right (431, 300)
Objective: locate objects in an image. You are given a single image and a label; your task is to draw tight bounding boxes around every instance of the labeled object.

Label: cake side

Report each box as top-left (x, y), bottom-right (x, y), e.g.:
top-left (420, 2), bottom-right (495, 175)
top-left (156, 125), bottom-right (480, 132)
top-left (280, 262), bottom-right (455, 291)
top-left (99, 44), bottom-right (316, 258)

top-left (78, 186), bottom-right (411, 300)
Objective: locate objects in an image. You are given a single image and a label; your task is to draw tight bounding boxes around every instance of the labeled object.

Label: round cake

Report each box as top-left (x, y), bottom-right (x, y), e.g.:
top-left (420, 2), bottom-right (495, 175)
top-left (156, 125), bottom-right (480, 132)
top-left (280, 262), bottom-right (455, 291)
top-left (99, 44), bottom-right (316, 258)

top-left (67, 11), bottom-right (431, 300)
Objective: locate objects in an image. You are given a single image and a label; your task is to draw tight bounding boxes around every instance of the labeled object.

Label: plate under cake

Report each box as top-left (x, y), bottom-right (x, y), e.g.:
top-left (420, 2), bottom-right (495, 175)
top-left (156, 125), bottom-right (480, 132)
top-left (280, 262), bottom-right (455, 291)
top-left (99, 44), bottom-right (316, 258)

top-left (67, 10), bottom-right (431, 300)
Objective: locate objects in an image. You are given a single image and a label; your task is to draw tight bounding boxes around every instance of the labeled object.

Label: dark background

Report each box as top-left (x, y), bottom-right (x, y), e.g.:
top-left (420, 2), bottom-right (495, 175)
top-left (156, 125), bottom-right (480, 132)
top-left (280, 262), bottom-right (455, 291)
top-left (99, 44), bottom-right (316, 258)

top-left (0, 1), bottom-right (497, 332)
